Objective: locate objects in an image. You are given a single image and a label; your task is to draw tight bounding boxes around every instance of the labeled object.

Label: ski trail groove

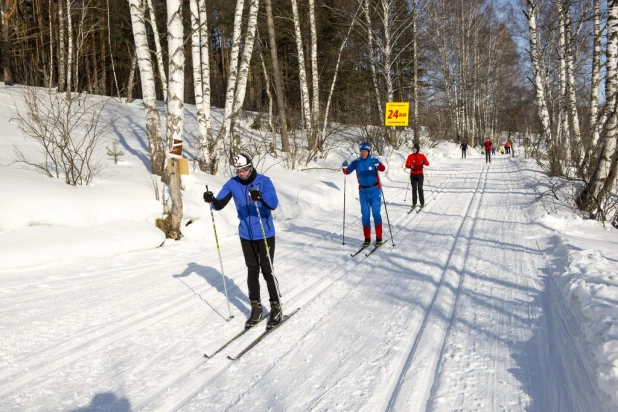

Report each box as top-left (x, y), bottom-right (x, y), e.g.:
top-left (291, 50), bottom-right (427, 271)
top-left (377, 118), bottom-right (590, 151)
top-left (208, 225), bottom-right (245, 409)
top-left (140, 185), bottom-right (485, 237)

top-left (383, 163), bottom-right (490, 411)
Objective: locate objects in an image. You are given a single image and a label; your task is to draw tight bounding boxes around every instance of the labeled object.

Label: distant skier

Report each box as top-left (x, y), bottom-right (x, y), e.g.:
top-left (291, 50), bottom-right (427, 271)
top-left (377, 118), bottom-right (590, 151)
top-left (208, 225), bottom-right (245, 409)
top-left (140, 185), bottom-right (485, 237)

top-left (405, 143), bottom-right (430, 209)
top-left (203, 153), bottom-right (282, 330)
top-left (460, 141), bottom-right (468, 159)
top-left (483, 138), bottom-right (493, 163)
top-left (342, 142), bottom-right (386, 247)
top-left (505, 139), bottom-right (512, 154)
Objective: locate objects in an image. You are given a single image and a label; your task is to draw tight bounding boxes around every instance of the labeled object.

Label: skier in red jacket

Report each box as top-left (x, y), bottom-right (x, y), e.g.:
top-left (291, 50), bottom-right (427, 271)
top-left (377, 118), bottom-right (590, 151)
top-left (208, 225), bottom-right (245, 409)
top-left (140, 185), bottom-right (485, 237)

top-left (483, 138), bottom-right (493, 163)
top-left (404, 143), bottom-right (429, 209)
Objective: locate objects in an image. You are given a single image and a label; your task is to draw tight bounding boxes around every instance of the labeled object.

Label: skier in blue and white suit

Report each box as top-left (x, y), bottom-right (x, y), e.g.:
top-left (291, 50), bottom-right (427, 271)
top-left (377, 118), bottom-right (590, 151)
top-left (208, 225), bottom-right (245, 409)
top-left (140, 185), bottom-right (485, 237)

top-left (342, 142), bottom-right (386, 246)
top-left (203, 153), bottom-right (282, 329)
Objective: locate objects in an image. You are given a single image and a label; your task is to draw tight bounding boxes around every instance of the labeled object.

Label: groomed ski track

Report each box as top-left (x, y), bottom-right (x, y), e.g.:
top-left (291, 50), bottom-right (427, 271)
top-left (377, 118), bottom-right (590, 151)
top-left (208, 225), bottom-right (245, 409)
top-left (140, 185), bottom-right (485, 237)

top-left (0, 156), bottom-right (611, 411)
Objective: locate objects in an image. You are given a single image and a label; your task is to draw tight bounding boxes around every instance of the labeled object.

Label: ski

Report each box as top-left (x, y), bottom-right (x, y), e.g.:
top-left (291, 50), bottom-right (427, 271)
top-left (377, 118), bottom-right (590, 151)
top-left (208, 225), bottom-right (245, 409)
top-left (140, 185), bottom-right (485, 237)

top-left (365, 239), bottom-right (389, 257)
top-left (350, 243), bottom-right (370, 257)
top-left (227, 308), bottom-right (300, 361)
top-left (416, 205), bottom-right (426, 213)
top-left (203, 319), bottom-right (264, 359)
top-left (407, 206), bottom-right (419, 214)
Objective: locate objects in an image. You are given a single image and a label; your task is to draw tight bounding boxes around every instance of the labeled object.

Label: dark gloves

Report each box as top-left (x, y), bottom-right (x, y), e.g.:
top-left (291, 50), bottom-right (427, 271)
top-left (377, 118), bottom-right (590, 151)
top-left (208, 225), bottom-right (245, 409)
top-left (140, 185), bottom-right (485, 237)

top-left (249, 189), bottom-right (262, 201)
top-left (203, 191), bottom-right (215, 203)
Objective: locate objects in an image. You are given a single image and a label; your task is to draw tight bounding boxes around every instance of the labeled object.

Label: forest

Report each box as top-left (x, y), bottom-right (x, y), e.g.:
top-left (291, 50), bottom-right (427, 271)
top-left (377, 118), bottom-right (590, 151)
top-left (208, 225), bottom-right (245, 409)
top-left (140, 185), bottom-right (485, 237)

top-left (1, 0), bottom-right (617, 233)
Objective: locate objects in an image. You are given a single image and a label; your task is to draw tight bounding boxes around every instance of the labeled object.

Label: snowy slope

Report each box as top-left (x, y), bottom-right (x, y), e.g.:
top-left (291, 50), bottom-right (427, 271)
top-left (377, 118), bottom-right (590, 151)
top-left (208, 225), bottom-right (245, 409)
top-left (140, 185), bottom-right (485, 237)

top-left (1, 83), bottom-right (617, 411)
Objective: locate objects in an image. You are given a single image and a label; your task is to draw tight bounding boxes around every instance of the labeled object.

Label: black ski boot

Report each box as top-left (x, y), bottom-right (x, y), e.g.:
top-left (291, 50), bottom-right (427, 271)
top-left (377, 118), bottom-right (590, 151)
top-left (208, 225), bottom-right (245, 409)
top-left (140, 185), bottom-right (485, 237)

top-left (267, 301), bottom-right (283, 329)
top-left (245, 300), bottom-right (263, 329)
top-left (375, 238), bottom-right (383, 246)
top-left (363, 238), bottom-right (371, 247)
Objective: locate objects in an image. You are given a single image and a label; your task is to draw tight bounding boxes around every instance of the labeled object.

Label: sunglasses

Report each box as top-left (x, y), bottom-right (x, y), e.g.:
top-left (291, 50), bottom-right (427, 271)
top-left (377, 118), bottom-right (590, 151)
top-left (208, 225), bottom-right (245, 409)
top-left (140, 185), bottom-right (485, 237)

top-left (236, 165), bottom-right (252, 174)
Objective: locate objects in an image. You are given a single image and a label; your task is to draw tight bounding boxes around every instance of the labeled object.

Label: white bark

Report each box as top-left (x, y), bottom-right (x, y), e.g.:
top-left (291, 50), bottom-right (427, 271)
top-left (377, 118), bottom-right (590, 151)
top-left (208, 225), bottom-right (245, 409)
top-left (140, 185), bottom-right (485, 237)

top-left (563, 0), bottom-right (581, 161)
top-left (588, 0), bottom-right (618, 206)
top-left (558, 2), bottom-right (569, 159)
top-left (189, 0), bottom-right (208, 149)
top-left (166, 0), bottom-right (185, 235)
top-left (290, 0), bottom-right (313, 144)
top-left (590, 0), bottom-right (601, 149)
top-left (128, 0), bottom-right (165, 176)
top-left (309, 0), bottom-right (320, 146)
top-left (197, 0), bottom-right (212, 138)
top-left (66, 0), bottom-right (73, 99)
top-left (219, 0), bottom-right (245, 152)
top-left (362, 0), bottom-right (383, 124)
top-left (48, 0), bottom-right (53, 88)
top-left (106, 0), bottom-right (120, 98)
top-left (230, 0), bottom-right (260, 148)
top-left (527, 0), bottom-right (554, 172)
top-left (146, 0), bottom-right (167, 101)
top-left (58, 0), bottom-right (66, 92)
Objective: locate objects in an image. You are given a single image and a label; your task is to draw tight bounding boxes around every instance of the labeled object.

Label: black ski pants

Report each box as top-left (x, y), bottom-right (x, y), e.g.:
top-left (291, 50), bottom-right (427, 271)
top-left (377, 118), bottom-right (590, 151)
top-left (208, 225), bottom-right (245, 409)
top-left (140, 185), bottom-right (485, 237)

top-left (241, 237), bottom-right (279, 303)
top-left (410, 174), bottom-right (425, 206)
top-left (461, 149), bottom-right (467, 159)
top-left (485, 150), bottom-right (491, 163)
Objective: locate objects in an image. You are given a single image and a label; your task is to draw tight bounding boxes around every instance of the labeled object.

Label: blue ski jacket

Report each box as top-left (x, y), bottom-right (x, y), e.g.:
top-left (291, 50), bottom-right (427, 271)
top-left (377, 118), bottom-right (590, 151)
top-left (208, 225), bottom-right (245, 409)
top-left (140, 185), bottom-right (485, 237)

top-left (343, 156), bottom-right (385, 189)
top-left (212, 169), bottom-right (278, 240)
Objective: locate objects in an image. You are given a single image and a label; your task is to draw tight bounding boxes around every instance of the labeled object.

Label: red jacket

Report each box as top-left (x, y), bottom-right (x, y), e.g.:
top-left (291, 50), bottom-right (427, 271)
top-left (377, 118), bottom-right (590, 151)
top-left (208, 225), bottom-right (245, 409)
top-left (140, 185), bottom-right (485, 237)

top-left (405, 152), bottom-right (429, 175)
top-left (484, 140), bottom-right (493, 150)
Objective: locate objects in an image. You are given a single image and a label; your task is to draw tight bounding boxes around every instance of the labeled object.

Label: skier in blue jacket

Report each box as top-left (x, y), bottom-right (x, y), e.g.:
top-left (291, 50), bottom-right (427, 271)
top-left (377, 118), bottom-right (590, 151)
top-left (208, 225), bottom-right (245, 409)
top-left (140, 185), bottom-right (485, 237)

top-left (203, 153), bottom-right (281, 329)
top-left (342, 142), bottom-right (386, 246)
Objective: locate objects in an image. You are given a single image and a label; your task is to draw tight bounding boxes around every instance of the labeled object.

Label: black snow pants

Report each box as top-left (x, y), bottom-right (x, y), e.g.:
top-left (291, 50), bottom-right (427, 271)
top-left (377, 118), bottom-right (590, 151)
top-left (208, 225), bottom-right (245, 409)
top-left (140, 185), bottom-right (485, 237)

top-left (241, 237), bottom-right (280, 303)
top-left (410, 174), bottom-right (425, 206)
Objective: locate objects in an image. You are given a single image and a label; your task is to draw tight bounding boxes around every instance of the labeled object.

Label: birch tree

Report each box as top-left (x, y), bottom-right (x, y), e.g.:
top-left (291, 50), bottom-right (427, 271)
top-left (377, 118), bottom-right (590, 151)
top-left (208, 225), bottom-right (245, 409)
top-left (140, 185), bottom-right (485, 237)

top-left (290, 0), bottom-right (313, 149)
top-left (197, 0), bottom-right (214, 172)
top-left (589, 0), bottom-right (601, 153)
top-left (166, 0), bottom-right (185, 238)
top-left (264, 0), bottom-right (289, 152)
top-left (230, 0), bottom-right (260, 150)
top-left (128, 0), bottom-right (165, 176)
top-left (526, 0), bottom-right (558, 175)
top-left (218, 0), bottom-right (245, 158)
top-left (563, 0), bottom-right (581, 163)
top-left (146, 0), bottom-right (167, 101)
top-left (578, 0), bottom-right (618, 218)
top-left (309, 0), bottom-right (320, 146)
top-left (66, 0), bottom-right (73, 99)
top-left (189, 0), bottom-right (210, 166)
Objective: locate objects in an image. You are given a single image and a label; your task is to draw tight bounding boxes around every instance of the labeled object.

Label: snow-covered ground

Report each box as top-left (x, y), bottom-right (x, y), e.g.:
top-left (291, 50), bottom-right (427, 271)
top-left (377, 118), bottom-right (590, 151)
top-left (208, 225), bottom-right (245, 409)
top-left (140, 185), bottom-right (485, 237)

top-left (1, 83), bottom-right (618, 411)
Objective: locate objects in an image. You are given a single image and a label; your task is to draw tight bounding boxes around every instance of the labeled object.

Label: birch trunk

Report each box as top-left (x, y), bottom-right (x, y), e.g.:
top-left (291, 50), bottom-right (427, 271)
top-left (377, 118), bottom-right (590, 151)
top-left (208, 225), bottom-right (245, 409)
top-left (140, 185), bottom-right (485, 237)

top-left (265, 0), bottom-right (289, 151)
top-left (558, 3), bottom-right (569, 162)
top-left (290, 0), bottom-right (313, 145)
top-left (58, 0), bottom-right (66, 92)
top-left (126, 48), bottom-right (137, 104)
top-left (362, 0), bottom-right (383, 125)
top-left (309, 0), bottom-right (320, 148)
top-left (48, 0), bottom-right (54, 88)
top-left (166, 0), bottom-right (184, 237)
top-left (564, 0), bottom-right (581, 163)
top-left (66, 0), bottom-right (73, 99)
top-left (219, 0), bottom-right (245, 156)
top-left (230, 0), bottom-right (260, 150)
top-left (527, 0), bottom-right (557, 175)
top-left (412, 0), bottom-right (419, 144)
top-left (579, 0), bottom-right (618, 217)
top-left (189, 0), bottom-right (208, 155)
top-left (128, 0), bottom-right (165, 176)
top-left (197, 0), bottom-right (215, 172)
top-left (257, 35), bottom-right (276, 155)
top-left (106, 0), bottom-right (120, 98)
top-left (146, 0), bottom-right (167, 101)
top-left (589, 0), bottom-right (601, 151)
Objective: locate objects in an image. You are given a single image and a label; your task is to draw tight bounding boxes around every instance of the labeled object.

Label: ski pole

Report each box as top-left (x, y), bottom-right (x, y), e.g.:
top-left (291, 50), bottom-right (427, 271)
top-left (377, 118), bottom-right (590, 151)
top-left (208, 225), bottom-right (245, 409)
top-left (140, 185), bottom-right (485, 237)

top-left (342, 173), bottom-right (346, 245)
top-left (205, 185), bottom-right (233, 320)
top-left (249, 184), bottom-right (281, 299)
top-left (403, 171), bottom-right (410, 202)
top-left (380, 185), bottom-right (395, 247)
top-left (426, 173), bottom-right (436, 201)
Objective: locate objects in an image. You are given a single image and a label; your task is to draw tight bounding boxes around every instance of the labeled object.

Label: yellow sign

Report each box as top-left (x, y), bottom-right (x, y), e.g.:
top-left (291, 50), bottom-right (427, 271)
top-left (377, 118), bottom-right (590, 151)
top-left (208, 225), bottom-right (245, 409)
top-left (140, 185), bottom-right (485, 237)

top-left (384, 102), bottom-right (409, 126)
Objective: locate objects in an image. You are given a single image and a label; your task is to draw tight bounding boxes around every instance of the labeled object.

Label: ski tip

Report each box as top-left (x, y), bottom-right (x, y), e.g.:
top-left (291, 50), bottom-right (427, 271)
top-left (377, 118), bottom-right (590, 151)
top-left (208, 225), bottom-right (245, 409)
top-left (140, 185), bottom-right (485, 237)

top-left (203, 354), bottom-right (211, 359)
top-left (227, 355), bottom-right (237, 361)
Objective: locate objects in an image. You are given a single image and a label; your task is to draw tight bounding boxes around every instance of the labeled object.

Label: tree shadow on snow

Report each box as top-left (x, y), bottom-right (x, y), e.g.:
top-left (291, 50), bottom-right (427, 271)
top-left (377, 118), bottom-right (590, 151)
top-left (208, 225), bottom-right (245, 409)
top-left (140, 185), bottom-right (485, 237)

top-left (173, 262), bottom-right (249, 320)
top-left (69, 392), bottom-right (131, 412)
